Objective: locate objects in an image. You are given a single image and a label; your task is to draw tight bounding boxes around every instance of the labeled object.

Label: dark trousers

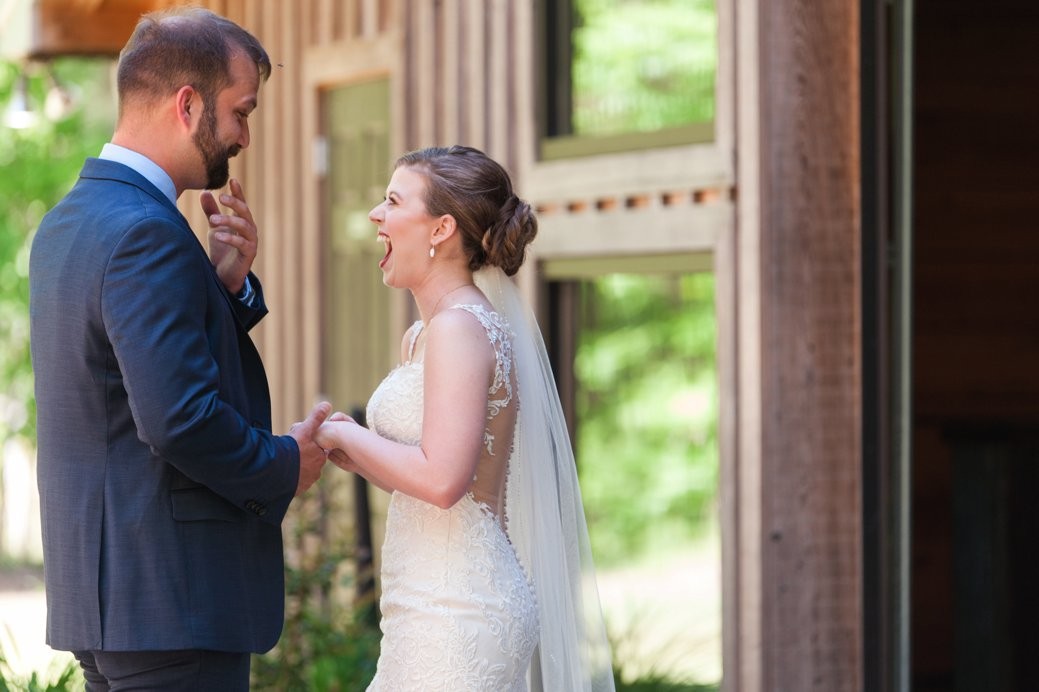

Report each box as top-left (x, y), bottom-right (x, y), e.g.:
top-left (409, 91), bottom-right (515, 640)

top-left (73, 649), bottom-right (251, 692)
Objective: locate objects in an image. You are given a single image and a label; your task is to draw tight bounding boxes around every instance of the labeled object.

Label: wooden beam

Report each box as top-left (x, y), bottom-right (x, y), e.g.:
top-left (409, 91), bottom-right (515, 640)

top-left (20, 0), bottom-right (175, 58)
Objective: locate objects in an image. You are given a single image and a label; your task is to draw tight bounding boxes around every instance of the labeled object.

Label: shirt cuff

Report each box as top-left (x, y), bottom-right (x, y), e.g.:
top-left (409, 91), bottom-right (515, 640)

top-left (236, 276), bottom-right (257, 306)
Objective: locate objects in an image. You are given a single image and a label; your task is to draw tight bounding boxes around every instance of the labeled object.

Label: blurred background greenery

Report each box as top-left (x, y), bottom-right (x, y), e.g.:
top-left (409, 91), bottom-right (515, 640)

top-left (576, 273), bottom-right (716, 567)
top-left (571, 0), bottom-right (715, 136)
top-left (0, 58), bottom-right (114, 453)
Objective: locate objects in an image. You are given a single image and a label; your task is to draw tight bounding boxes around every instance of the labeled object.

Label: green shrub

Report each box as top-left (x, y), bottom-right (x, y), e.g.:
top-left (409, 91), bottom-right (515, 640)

top-left (0, 649), bottom-right (81, 692)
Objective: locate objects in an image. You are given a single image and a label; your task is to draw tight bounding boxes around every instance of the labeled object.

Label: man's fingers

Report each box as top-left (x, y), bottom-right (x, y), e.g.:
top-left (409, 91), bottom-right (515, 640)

top-left (298, 401), bottom-right (332, 437)
top-left (217, 181), bottom-right (254, 222)
top-left (205, 180), bottom-right (254, 228)
top-left (229, 178), bottom-right (247, 204)
top-left (210, 231), bottom-right (251, 250)
top-left (209, 209), bottom-right (257, 243)
top-left (199, 191), bottom-right (220, 218)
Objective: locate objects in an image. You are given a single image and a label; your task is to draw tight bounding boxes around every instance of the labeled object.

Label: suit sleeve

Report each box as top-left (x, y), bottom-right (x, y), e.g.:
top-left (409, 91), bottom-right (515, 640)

top-left (101, 217), bottom-right (297, 525)
top-left (231, 271), bottom-right (268, 331)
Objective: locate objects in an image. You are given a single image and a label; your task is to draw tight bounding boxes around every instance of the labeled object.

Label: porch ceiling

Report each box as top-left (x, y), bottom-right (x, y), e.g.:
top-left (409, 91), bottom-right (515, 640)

top-left (2, 0), bottom-right (175, 60)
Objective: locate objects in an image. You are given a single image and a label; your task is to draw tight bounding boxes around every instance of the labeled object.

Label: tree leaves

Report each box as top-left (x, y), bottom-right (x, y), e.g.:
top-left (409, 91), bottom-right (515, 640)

top-left (0, 58), bottom-right (113, 445)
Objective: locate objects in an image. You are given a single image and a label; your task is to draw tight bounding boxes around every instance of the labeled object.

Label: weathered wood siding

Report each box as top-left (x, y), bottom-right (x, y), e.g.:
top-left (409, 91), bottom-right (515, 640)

top-left (185, 0), bottom-right (399, 429)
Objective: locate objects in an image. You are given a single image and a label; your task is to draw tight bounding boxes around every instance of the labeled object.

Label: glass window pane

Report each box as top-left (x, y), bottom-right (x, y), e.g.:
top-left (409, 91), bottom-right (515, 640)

top-left (323, 79), bottom-right (394, 407)
top-left (555, 269), bottom-right (722, 686)
top-left (559, 0), bottom-right (716, 142)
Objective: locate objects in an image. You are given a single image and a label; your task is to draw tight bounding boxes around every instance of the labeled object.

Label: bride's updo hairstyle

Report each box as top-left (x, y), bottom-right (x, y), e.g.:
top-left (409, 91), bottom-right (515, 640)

top-left (395, 145), bottom-right (537, 276)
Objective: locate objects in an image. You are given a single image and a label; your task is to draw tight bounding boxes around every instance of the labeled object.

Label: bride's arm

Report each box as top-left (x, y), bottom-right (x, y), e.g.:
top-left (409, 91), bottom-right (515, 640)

top-left (317, 326), bottom-right (420, 494)
top-left (326, 447), bottom-right (395, 493)
top-left (314, 310), bottom-right (493, 508)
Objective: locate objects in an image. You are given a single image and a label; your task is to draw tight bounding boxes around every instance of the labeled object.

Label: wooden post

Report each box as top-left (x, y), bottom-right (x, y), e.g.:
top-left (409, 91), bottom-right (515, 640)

top-left (730, 0), bottom-right (863, 689)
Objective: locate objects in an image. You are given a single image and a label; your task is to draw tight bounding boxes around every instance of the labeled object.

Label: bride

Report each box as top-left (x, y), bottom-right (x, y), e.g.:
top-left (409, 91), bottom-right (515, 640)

top-left (315, 145), bottom-right (615, 691)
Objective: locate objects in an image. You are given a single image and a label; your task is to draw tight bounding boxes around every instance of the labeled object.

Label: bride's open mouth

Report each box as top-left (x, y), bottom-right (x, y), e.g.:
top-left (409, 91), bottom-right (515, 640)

top-left (378, 232), bottom-right (391, 268)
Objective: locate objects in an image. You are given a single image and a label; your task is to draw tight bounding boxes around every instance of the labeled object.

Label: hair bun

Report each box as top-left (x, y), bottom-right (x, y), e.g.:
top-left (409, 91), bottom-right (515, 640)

top-left (482, 195), bottom-right (538, 276)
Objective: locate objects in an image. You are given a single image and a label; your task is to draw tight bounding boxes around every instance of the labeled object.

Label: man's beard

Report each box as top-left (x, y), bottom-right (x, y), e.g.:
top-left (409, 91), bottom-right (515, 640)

top-left (194, 107), bottom-right (240, 190)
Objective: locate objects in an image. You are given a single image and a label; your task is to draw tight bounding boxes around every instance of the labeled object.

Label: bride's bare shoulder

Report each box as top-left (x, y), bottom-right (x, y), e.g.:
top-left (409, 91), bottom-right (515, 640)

top-left (425, 308), bottom-right (495, 364)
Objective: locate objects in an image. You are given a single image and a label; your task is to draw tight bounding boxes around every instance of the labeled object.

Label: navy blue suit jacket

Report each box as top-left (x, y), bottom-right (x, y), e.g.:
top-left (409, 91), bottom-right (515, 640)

top-left (29, 158), bottom-right (299, 653)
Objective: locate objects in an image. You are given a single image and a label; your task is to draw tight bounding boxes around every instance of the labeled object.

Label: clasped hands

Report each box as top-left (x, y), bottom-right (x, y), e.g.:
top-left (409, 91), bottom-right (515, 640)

top-left (287, 402), bottom-right (361, 496)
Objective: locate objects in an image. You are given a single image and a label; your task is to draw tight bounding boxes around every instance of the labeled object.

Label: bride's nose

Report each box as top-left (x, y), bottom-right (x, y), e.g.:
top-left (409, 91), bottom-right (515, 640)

top-left (369, 202), bottom-right (383, 223)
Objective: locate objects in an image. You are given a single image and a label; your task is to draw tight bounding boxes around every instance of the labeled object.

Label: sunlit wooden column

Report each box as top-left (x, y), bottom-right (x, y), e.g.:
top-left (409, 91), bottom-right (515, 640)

top-left (730, 0), bottom-right (862, 689)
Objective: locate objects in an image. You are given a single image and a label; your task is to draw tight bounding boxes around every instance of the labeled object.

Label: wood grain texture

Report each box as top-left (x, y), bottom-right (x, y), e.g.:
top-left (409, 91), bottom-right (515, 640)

top-left (754, 1), bottom-right (862, 690)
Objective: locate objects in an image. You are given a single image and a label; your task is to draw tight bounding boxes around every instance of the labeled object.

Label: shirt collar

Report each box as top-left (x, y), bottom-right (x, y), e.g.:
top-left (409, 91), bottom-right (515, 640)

top-left (99, 143), bottom-right (178, 206)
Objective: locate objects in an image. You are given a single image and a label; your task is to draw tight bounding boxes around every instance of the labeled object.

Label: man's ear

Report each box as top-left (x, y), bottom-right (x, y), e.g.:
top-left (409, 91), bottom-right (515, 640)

top-left (175, 85), bottom-right (197, 129)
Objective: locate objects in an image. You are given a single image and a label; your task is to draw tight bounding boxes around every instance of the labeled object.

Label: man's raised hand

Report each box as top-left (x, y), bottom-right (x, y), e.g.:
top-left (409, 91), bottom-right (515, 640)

top-left (201, 178), bottom-right (258, 295)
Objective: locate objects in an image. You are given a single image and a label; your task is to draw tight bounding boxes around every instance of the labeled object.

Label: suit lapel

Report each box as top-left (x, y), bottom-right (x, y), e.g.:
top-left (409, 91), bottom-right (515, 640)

top-left (79, 158), bottom-right (251, 328)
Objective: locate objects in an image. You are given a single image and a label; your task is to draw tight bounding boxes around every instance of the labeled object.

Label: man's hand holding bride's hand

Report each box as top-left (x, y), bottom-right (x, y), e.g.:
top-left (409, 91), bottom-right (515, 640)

top-left (289, 401), bottom-right (332, 496)
top-left (315, 412), bottom-right (360, 474)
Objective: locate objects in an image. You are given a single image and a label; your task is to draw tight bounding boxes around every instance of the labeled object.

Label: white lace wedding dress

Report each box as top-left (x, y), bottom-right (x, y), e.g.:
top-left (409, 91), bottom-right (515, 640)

top-left (363, 304), bottom-right (540, 691)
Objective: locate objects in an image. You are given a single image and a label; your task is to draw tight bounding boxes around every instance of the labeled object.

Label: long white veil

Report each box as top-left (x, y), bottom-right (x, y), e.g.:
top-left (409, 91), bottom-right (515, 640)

top-left (475, 266), bottom-right (615, 692)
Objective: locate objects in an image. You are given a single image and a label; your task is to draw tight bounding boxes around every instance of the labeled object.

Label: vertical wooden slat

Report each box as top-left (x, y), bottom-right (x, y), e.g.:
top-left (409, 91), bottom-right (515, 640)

top-left (511, 0), bottom-right (534, 186)
top-left (714, 0), bottom-right (736, 177)
top-left (239, 0), bottom-right (280, 425)
top-left (411, 0), bottom-right (435, 147)
top-left (270, 0), bottom-right (298, 427)
top-left (361, 0), bottom-right (377, 38)
top-left (342, 0), bottom-right (356, 41)
top-left (378, 0), bottom-right (390, 34)
top-left (299, 0), bottom-right (323, 413)
top-left (281, 0), bottom-right (314, 422)
top-left (438, 0), bottom-right (460, 145)
top-left (733, 0), bottom-right (763, 688)
top-left (487, 0), bottom-right (508, 161)
top-left (317, 0), bottom-right (335, 46)
top-left (461, 0), bottom-right (484, 149)
top-left (299, 0), bottom-right (313, 51)
top-left (714, 2), bottom-right (740, 691)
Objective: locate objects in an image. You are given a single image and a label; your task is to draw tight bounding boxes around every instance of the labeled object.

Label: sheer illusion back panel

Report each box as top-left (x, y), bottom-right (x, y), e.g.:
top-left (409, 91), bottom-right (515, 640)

top-left (364, 303), bottom-right (538, 692)
top-left (458, 304), bottom-right (518, 520)
top-left (398, 305), bottom-right (517, 519)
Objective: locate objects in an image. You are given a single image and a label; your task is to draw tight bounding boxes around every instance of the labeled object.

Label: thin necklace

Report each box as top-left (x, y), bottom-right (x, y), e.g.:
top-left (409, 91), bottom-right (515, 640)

top-left (430, 283), bottom-right (473, 318)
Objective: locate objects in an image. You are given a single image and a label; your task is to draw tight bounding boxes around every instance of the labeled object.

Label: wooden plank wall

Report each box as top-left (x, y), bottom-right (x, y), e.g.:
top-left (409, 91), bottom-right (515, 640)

top-left (183, 0), bottom-right (397, 431)
top-left (182, 0), bottom-right (526, 429)
top-left (399, 0), bottom-right (527, 177)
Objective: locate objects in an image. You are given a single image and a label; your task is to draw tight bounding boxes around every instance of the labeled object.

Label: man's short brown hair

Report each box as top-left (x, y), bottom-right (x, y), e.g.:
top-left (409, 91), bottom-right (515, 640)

top-left (117, 7), bottom-right (271, 113)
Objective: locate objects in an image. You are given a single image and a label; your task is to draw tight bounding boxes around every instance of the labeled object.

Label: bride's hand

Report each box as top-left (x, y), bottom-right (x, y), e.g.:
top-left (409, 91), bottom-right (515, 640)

top-left (314, 413), bottom-right (355, 452)
top-left (328, 411), bottom-right (355, 424)
top-left (327, 447), bottom-right (360, 473)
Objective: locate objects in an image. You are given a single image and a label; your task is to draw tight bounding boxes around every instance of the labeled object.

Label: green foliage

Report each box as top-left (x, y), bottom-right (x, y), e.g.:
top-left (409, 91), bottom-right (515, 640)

top-left (0, 58), bottom-right (114, 448)
top-left (251, 592), bottom-right (381, 692)
top-left (251, 485), bottom-right (381, 691)
top-left (575, 273), bottom-right (717, 566)
top-left (572, 0), bottom-right (716, 135)
top-left (615, 674), bottom-right (720, 692)
top-left (0, 647), bottom-right (81, 692)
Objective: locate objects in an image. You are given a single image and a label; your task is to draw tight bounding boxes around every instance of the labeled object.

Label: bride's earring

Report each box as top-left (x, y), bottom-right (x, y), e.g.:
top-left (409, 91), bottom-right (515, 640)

top-left (429, 244), bottom-right (436, 258)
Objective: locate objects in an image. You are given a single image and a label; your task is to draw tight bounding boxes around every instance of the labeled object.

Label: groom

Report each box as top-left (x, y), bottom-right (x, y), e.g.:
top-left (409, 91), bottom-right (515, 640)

top-left (28, 8), bottom-right (328, 690)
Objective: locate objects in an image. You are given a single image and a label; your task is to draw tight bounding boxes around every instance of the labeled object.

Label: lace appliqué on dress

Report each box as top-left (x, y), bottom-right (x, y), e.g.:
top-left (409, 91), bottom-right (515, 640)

top-left (363, 305), bottom-right (538, 692)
